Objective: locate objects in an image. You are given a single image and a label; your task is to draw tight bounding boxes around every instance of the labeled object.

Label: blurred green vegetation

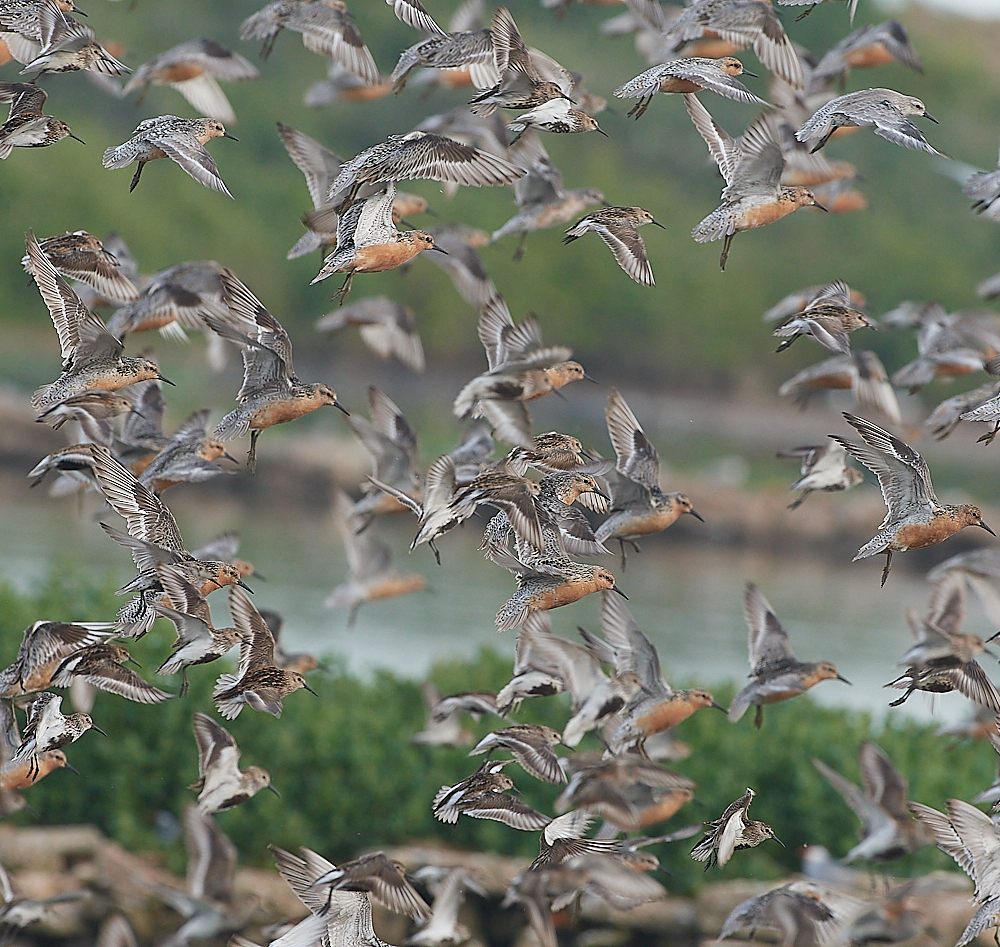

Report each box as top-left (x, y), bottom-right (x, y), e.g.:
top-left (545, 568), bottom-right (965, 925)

top-left (1, 0), bottom-right (1000, 398)
top-left (3, 570), bottom-right (997, 894)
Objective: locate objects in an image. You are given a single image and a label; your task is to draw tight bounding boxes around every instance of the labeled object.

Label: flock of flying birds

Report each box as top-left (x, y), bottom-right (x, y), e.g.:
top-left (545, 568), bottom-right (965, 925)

top-left (6, 0), bottom-right (1000, 945)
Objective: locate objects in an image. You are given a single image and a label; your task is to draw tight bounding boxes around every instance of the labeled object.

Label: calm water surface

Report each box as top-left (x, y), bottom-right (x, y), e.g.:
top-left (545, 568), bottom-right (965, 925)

top-left (1, 491), bottom-right (992, 726)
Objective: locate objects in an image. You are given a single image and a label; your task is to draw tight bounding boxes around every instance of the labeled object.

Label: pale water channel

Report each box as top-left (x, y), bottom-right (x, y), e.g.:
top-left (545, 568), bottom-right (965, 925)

top-left (2, 488), bottom-right (995, 728)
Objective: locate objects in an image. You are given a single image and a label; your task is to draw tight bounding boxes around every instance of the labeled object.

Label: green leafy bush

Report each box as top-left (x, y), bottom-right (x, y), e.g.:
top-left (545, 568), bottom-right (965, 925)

top-left (2, 572), bottom-right (994, 894)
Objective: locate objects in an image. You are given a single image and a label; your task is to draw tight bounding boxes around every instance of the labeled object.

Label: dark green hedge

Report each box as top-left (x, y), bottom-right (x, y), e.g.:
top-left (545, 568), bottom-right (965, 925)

top-left (1, 570), bottom-right (994, 894)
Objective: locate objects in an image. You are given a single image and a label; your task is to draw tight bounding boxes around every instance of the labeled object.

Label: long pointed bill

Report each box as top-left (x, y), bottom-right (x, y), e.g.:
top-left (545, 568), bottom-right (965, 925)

top-left (69, 133), bottom-right (85, 144)
top-left (651, 220), bottom-right (666, 229)
top-left (91, 725), bottom-right (108, 736)
top-left (583, 373), bottom-right (599, 383)
top-left (223, 133), bottom-right (240, 140)
top-left (688, 509), bottom-right (705, 522)
top-left (812, 201), bottom-right (829, 212)
top-left (158, 375), bottom-right (176, 386)
top-left (64, 762), bottom-right (80, 775)
top-left (611, 585), bottom-right (628, 599)
top-left (237, 580), bottom-right (254, 592)
top-left (266, 784), bottom-right (281, 797)
top-left (223, 452), bottom-right (240, 464)
top-left (711, 701), bottom-right (727, 712)
top-left (429, 245), bottom-right (449, 254)
top-left (924, 113), bottom-right (938, 123)
top-left (594, 490), bottom-right (610, 501)
top-left (836, 674), bottom-right (852, 684)
top-left (742, 70), bottom-right (758, 77)
top-left (126, 657), bottom-right (143, 669)
top-left (980, 521), bottom-right (997, 536)
top-left (772, 836), bottom-right (785, 848)
top-left (594, 127), bottom-right (609, 138)
top-left (303, 683), bottom-right (318, 696)
top-left (333, 401), bottom-right (350, 415)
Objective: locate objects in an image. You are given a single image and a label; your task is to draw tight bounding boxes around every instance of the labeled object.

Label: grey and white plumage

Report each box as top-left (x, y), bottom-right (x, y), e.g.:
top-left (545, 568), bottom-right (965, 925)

top-left (908, 799), bottom-right (1000, 946)
top-left (662, 0), bottom-right (803, 90)
top-left (778, 441), bottom-right (864, 510)
top-left (103, 115), bottom-right (237, 197)
top-left (830, 412), bottom-right (994, 571)
top-left (727, 583), bottom-right (849, 726)
top-left (0, 81), bottom-right (81, 158)
top-left (0, 620), bottom-right (115, 700)
top-left (470, 723), bottom-right (565, 784)
top-left (433, 759), bottom-right (550, 829)
top-left (813, 742), bottom-right (931, 862)
top-left (153, 568), bottom-right (245, 694)
top-left (0, 860), bottom-right (89, 933)
top-left (212, 586), bottom-right (316, 720)
top-left (265, 846), bottom-right (383, 947)
top-left (564, 207), bottom-right (663, 286)
top-left (324, 488), bottom-right (426, 625)
top-left (312, 852), bottom-right (431, 922)
top-left (50, 642), bottom-right (173, 704)
top-left (10, 692), bottom-right (105, 775)
top-left (407, 867), bottom-right (485, 947)
top-left (467, 7), bottom-right (573, 116)
top-left (22, 231), bottom-right (140, 302)
top-left (496, 611), bottom-right (568, 714)
top-left (719, 881), bottom-right (851, 947)
top-left (796, 88), bottom-right (941, 155)
top-left (20, 3), bottom-right (129, 76)
top-left (326, 131), bottom-right (525, 210)
top-left (772, 279), bottom-right (875, 355)
top-left (239, 0), bottom-right (378, 83)
top-left (316, 297), bottom-right (424, 371)
top-left (89, 446), bottom-right (248, 637)
top-left (24, 232), bottom-right (168, 412)
top-left (884, 574), bottom-right (1000, 713)
top-left (369, 453), bottom-right (461, 563)
top-left (506, 99), bottom-right (605, 144)
top-left (530, 810), bottom-right (621, 868)
top-left (421, 224), bottom-right (497, 307)
top-left (190, 712), bottom-right (275, 813)
top-left (763, 281), bottom-right (867, 324)
top-left (964, 139), bottom-right (1000, 221)
top-left (614, 57), bottom-right (767, 119)
top-left (278, 122), bottom-right (347, 259)
top-left (123, 39), bottom-right (259, 125)
top-left (685, 93), bottom-right (825, 269)
top-left (929, 381), bottom-right (1000, 440)
top-left (811, 21), bottom-right (922, 88)
top-left (390, 20), bottom-right (495, 94)
top-left (690, 787), bottom-right (781, 868)
top-left (778, 351), bottom-right (901, 424)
